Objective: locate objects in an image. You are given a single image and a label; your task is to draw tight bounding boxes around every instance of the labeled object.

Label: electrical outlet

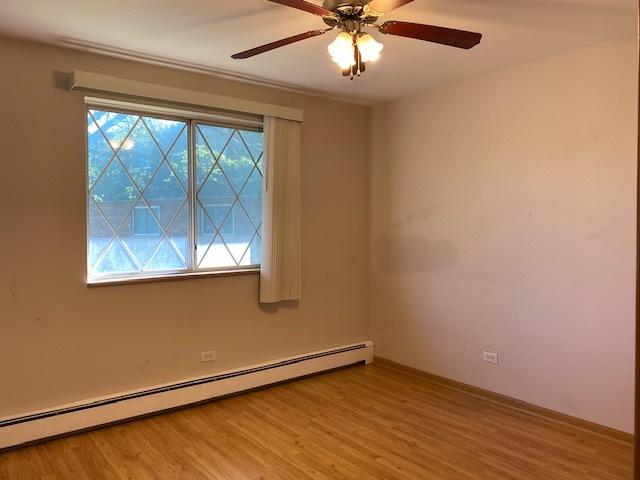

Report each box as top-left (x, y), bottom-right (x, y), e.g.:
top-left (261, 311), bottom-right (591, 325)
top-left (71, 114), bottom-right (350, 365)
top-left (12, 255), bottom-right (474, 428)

top-left (201, 350), bottom-right (216, 363)
top-left (483, 351), bottom-right (499, 365)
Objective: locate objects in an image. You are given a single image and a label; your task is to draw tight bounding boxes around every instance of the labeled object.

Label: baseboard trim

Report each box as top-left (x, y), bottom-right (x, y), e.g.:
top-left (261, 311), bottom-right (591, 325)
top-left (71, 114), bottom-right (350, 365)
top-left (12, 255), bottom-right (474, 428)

top-left (0, 341), bottom-right (374, 450)
top-left (374, 356), bottom-right (633, 445)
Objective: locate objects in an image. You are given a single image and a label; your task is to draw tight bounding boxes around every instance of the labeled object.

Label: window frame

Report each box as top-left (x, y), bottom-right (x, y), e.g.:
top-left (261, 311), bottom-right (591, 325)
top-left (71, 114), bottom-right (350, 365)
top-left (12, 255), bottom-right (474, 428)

top-left (85, 98), bottom-right (264, 285)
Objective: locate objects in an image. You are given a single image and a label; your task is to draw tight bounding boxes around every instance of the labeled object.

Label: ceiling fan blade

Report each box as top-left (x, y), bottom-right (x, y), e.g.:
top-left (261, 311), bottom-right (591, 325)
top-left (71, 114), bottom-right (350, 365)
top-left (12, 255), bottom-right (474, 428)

top-left (266, 0), bottom-right (334, 16)
top-left (231, 29), bottom-right (331, 59)
top-left (378, 21), bottom-right (482, 49)
top-left (365, 0), bottom-right (414, 14)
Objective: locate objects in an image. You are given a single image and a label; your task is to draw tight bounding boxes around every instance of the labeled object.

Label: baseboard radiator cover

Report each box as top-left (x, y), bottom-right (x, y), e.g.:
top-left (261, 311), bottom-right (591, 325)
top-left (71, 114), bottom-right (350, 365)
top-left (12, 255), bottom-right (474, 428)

top-left (0, 341), bottom-right (374, 449)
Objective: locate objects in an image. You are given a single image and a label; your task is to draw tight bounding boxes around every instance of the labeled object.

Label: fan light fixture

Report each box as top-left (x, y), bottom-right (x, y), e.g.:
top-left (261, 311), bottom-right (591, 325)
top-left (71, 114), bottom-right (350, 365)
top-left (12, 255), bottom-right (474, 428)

top-left (328, 31), bottom-right (383, 76)
top-left (231, 1), bottom-right (482, 80)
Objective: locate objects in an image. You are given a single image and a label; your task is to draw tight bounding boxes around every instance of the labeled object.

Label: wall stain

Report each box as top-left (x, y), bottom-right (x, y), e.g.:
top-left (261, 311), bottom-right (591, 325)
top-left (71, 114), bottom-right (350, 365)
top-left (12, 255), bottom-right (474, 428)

top-left (375, 204), bottom-right (459, 275)
top-left (374, 233), bottom-right (459, 275)
top-left (8, 276), bottom-right (18, 305)
top-left (382, 205), bottom-right (442, 234)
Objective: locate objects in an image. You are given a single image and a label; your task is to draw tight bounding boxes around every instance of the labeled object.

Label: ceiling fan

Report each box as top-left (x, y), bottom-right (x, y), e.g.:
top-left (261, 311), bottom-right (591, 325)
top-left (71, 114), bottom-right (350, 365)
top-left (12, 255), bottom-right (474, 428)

top-left (231, 0), bottom-right (482, 78)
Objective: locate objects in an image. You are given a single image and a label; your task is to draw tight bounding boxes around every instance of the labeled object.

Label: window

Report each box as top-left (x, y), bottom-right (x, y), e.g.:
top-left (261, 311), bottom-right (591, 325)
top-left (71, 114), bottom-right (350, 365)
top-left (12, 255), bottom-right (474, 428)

top-left (133, 206), bottom-right (161, 235)
top-left (87, 105), bottom-right (264, 282)
top-left (199, 204), bottom-right (234, 236)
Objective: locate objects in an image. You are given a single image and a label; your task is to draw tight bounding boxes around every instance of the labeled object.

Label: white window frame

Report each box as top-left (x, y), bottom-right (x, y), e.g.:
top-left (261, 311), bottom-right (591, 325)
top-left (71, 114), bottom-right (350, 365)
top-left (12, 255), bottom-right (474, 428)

top-left (85, 98), bottom-right (264, 285)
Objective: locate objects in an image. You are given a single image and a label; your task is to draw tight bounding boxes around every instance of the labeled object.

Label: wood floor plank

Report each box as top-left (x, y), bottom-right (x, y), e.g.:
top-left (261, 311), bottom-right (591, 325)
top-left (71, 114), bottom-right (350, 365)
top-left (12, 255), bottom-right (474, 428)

top-left (0, 362), bottom-right (633, 479)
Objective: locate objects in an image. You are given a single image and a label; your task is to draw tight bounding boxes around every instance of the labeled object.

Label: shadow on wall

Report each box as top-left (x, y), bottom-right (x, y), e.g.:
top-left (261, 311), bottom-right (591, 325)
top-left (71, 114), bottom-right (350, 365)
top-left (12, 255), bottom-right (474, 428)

top-left (53, 71), bottom-right (71, 90)
top-left (259, 300), bottom-right (300, 314)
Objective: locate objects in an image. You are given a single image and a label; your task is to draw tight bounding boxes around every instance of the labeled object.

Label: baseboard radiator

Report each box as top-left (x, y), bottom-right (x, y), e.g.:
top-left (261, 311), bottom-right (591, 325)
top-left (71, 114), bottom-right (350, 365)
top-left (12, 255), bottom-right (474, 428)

top-left (0, 341), bottom-right (374, 450)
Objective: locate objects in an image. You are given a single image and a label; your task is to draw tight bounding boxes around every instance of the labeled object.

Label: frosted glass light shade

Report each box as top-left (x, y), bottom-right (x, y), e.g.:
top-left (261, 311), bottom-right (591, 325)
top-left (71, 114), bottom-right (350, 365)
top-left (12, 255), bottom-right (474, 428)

top-left (328, 32), bottom-right (355, 70)
top-left (357, 33), bottom-right (383, 62)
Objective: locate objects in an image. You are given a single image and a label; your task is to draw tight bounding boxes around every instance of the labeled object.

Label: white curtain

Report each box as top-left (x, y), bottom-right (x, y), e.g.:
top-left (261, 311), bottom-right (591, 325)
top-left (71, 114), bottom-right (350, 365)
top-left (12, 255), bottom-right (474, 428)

top-left (260, 117), bottom-right (301, 303)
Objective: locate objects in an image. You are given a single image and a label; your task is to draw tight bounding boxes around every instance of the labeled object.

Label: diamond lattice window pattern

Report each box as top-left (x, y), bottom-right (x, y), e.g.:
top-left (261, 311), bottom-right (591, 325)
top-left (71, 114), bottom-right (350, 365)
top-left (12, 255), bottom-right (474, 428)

top-left (87, 108), bottom-right (264, 280)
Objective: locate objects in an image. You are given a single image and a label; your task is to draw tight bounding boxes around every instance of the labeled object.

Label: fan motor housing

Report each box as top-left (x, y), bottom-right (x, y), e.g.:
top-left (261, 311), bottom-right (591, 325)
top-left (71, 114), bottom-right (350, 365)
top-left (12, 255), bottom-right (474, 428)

top-left (322, 0), bottom-right (379, 28)
top-left (322, 0), bottom-right (369, 10)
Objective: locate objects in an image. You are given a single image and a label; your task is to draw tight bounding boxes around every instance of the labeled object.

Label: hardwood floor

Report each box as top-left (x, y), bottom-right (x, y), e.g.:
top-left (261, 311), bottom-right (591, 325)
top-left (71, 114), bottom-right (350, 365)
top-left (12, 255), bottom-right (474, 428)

top-left (0, 361), bottom-right (633, 479)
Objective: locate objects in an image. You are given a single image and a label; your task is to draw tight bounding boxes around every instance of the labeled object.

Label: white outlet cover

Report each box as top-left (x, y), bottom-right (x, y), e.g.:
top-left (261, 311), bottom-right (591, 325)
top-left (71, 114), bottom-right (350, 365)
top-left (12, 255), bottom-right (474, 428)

top-left (483, 351), bottom-right (499, 365)
top-left (201, 351), bottom-right (216, 363)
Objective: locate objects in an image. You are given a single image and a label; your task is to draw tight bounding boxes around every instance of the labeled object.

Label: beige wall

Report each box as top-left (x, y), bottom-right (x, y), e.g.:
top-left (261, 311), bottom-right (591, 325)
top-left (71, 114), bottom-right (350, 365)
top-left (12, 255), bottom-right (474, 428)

top-left (1, 32), bottom-right (636, 434)
top-left (0, 36), bottom-right (370, 418)
top-left (369, 36), bottom-right (638, 433)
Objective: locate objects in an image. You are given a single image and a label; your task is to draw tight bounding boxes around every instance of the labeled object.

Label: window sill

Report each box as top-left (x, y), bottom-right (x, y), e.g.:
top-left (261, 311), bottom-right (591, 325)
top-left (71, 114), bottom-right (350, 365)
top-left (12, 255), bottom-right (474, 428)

top-left (87, 268), bottom-right (260, 287)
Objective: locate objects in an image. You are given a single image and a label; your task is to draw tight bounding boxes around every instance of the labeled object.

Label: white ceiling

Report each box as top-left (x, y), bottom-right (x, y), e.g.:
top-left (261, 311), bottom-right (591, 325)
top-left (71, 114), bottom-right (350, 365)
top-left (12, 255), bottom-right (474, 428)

top-left (0, 0), bottom-right (636, 102)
